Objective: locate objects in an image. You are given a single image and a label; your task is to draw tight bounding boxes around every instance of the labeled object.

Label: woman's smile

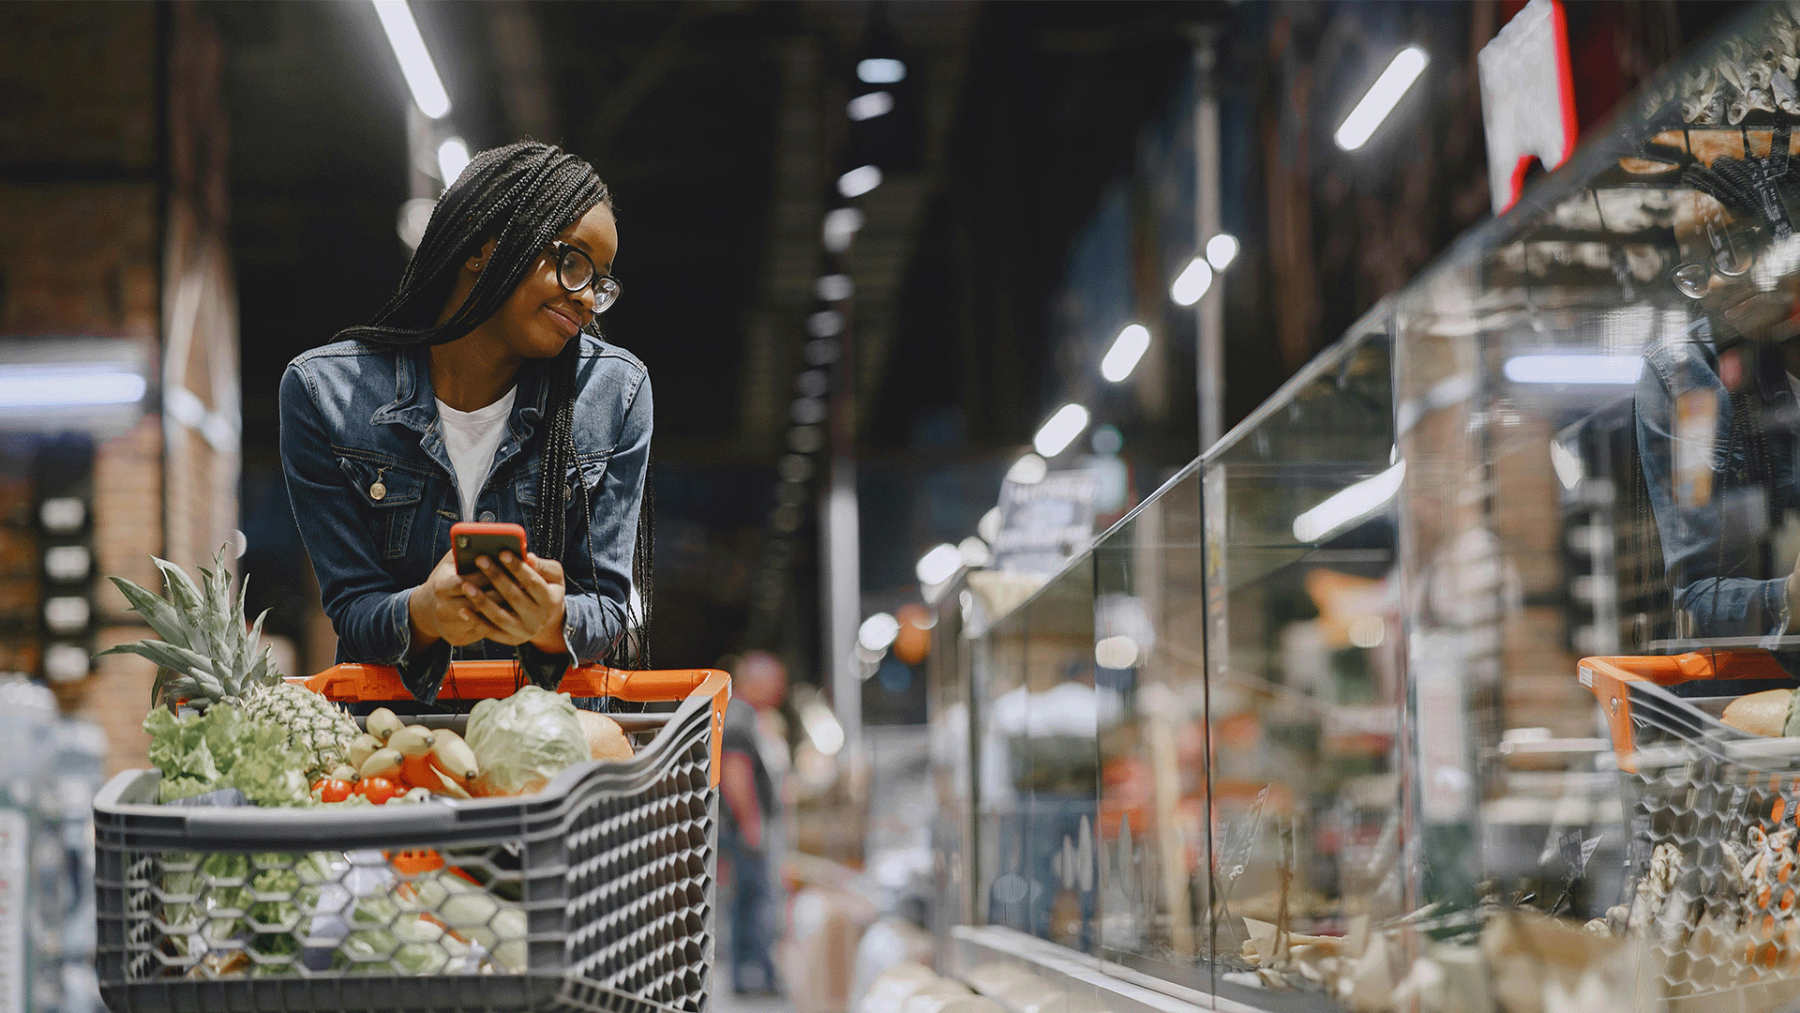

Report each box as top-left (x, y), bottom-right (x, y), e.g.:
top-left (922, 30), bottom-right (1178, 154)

top-left (543, 302), bottom-right (582, 339)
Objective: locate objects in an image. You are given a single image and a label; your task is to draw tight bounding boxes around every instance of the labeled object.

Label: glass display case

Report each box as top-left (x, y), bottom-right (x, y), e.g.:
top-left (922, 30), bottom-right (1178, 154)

top-left (929, 5), bottom-right (1800, 1012)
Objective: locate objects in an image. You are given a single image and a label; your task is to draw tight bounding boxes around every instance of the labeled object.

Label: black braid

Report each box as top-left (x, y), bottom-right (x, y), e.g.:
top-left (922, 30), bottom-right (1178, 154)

top-left (335, 140), bottom-right (653, 668)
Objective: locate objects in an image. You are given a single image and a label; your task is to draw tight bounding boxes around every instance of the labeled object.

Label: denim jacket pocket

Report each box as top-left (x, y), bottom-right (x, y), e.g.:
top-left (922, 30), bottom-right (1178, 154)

top-left (337, 454), bottom-right (426, 561)
top-left (514, 452), bottom-right (612, 510)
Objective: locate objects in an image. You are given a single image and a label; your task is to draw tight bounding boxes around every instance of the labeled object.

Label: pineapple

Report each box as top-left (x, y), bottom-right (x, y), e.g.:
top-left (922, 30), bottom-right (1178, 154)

top-left (99, 549), bottom-right (358, 780)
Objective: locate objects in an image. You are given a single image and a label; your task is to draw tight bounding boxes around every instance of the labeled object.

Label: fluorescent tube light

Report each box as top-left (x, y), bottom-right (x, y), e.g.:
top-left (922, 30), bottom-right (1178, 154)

top-left (815, 274), bottom-right (854, 302)
top-left (1033, 403), bottom-right (1090, 457)
top-left (1170, 257), bottom-right (1214, 306)
top-left (859, 612), bottom-right (900, 652)
top-left (857, 58), bottom-right (906, 84)
top-left (1503, 354), bottom-right (1642, 385)
top-left (1206, 234), bottom-right (1240, 271)
top-left (0, 367), bottom-right (145, 408)
top-left (1101, 324), bottom-right (1151, 383)
top-left (847, 91), bottom-right (894, 121)
top-left (916, 544), bottom-right (962, 586)
top-left (372, 0), bottom-right (451, 119)
top-left (1292, 461), bottom-right (1405, 543)
top-left (436, 136), bottom-right (470, 185)
top-left (1335, 46), bottom-right (1427, 151)
top-left (1006, 454), bottom-right (1047, 485)
top-left (837, 164), bottom-right (883, 198)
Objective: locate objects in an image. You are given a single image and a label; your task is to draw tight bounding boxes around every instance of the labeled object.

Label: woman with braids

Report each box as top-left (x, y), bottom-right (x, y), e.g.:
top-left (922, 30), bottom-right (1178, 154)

top-left (279, 141), bottom-right (651, 705)
top-left (1635, 141), bottom-right (1800, 662)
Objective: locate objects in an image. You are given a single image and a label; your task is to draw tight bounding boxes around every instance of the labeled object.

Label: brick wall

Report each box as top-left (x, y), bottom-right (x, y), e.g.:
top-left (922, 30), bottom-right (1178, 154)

top-left (0, 2), bottom-right (237, 775)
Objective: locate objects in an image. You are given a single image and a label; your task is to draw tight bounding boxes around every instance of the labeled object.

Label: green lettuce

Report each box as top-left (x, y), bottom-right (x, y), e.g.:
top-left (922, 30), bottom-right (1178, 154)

top-left (144, 703), bottom-right (312, 807)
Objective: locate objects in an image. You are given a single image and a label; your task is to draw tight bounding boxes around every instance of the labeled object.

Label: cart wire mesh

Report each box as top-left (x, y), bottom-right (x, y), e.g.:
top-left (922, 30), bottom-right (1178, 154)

top-left (94, 681), bottom-right (721, 1013)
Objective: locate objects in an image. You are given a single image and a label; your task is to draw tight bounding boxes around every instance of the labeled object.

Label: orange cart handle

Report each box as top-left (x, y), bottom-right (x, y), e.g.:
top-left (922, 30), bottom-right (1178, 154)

top-left (293, 662), bottom-right (732, 788)
top-left (1579, 651), bottom-right (1793, 772)
top-left (294, 661), bottom-right (721, 702)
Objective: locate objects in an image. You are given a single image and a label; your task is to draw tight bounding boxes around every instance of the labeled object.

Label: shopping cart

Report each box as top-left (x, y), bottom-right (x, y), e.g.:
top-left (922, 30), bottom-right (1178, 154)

top-left (1581, 650), bottom-right (1800, 1009)
top-left (93, 661), bottom-right (730, 1013)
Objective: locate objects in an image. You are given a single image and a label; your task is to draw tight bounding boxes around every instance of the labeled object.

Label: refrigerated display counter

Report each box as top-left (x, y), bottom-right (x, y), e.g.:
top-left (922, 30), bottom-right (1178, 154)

top-left (925, 4), bottom-right (1800, 1011)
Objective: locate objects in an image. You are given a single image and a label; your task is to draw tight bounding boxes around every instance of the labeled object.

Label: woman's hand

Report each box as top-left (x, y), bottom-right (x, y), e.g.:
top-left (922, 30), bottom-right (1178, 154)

top-left (459, 551), bottom-right (569, 651)
top-left (408, 549), bottom-right (493, 649)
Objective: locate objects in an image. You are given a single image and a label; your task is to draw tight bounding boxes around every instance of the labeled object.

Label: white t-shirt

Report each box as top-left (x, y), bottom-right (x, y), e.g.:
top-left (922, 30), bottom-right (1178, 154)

top-left (436, 387), bottom-right (518, 520)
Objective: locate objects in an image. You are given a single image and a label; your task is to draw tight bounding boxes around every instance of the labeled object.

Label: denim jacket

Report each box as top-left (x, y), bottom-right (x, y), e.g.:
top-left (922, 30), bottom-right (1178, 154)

top-left (1636, 317), bottom-right (1799, 642)
top-left (279, 334), bottom-right (652, 703)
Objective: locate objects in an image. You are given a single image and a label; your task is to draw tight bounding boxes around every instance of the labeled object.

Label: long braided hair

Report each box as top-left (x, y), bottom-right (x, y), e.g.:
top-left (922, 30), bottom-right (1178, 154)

top-left (335, 141), bottom-right (652, 666)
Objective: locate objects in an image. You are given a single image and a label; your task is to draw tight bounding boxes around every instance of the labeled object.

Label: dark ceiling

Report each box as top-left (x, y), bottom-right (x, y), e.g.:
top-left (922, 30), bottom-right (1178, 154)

top-left (214, 0), bottom-right (1210, 672)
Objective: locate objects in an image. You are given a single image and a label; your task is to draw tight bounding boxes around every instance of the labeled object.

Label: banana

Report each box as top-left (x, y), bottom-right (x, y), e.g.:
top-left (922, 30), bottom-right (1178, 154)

top-left (429, 729), bottom-right (479, 783)
top-left (360, 747), bottom-right (404, 780)
top-left (388, 725), bottom-right (436, 757)
top-left (347, 733), bottom-right (384, 770)
top-left (367, 708), bottom-right (405, 743)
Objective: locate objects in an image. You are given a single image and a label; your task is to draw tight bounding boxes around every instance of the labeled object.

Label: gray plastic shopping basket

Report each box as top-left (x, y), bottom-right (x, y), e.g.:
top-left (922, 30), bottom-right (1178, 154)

top-left (94, 664), bottom-right (729, 1013)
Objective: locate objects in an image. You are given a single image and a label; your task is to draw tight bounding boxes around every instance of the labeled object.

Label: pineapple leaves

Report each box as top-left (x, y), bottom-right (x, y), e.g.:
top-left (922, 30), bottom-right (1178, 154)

top-left (106, 575), bottom-right (191, 649)
top-left (151, 555), bottom-right (205, 621)
top-left (97, 546), bottom-right (280, 708)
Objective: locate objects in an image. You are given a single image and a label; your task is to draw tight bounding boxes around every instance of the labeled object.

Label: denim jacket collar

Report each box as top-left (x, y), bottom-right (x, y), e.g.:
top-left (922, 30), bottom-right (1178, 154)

top-left (371, 345), bottom-right (551, 463)
top-left (372, 345), bottom-right (547, 435)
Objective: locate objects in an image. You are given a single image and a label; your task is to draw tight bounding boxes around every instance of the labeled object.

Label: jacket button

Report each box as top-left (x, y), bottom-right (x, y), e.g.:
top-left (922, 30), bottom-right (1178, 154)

top-left (479, 510), bottom-right (495, 522)
top-left (369, 481), bottom-right (386, 501)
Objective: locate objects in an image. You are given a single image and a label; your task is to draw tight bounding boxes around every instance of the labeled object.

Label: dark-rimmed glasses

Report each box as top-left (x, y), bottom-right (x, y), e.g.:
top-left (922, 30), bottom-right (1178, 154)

top-left (549, 241), bottom-right (622, 315)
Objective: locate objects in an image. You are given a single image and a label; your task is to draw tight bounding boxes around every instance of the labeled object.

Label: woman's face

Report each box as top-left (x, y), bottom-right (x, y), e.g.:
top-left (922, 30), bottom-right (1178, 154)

top-left (480, 202), bottom-right (619, 359)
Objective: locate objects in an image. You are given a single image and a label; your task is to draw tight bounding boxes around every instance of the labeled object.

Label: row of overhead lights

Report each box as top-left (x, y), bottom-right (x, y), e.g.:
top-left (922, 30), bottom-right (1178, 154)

top-left (745, 55), bottom-right (910, 643)
top-left (891, 40), bottom-right (1431, 615)
top-left (896, 229), bottom-right (1241, 596)
top-left (372, 0), bottom-right (477, 247)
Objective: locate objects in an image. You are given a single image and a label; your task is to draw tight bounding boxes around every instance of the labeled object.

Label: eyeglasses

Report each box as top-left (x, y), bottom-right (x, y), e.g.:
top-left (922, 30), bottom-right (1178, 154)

top-left (549, 241), bottom-right (622, 315)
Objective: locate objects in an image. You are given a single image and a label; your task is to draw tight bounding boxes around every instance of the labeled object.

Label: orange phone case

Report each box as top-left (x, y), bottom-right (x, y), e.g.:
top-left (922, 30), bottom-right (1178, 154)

top-left (450, 521), bottom-right (527, 575)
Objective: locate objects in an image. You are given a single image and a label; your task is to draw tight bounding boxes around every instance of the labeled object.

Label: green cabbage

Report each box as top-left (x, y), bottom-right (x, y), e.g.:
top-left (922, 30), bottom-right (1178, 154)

top-left (464, 686), bottom-right (589, 796)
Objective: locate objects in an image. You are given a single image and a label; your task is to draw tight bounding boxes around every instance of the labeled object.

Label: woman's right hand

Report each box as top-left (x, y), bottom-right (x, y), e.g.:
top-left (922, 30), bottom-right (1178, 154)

top-left (408, 549), bottom-right (491, 649)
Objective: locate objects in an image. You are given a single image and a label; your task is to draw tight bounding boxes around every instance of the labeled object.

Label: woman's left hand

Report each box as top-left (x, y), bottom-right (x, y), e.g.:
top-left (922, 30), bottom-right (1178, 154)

top-left (459, 551), bottom-right (569, 651)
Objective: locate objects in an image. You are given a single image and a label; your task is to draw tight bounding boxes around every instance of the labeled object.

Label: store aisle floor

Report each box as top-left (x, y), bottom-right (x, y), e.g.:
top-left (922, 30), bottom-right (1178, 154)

top-left (711, 990), bottom-right (794, 1013)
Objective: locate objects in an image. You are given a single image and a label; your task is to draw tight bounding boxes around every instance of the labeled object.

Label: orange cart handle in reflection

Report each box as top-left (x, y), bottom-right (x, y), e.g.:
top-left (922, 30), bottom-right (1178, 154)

top-left (289, 661), bottom-right (731, 788)
top-left (1579, 651), bottom-right (1792, 772)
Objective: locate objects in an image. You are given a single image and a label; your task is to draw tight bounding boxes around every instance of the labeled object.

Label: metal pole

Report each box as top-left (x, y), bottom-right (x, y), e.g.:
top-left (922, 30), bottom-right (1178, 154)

top-left (823, 459), bottom-right (860, 754)
top-left (822, 253), bottom-right (861, 755)
top-left (1194, 32), bottom-right (1224, 453)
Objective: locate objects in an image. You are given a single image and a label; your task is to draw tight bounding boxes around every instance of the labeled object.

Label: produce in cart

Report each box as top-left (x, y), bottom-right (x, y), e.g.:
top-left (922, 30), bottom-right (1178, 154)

top-left (99, 551), bottom-right (360, 784)
top-left (464, 684), bottom-right (604, 795)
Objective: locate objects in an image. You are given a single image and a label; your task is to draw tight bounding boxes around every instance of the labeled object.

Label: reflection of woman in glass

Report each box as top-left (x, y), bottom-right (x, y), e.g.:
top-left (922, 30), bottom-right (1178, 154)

top-left (1636, 152), bottom-right (1800, 645)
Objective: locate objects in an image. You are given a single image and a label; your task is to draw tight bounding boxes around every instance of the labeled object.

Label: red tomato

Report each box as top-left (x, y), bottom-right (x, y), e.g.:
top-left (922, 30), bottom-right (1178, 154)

top-left (357, 776), bottom-right (403, 805)
top-left (312, 778), bottom-right (354, 804)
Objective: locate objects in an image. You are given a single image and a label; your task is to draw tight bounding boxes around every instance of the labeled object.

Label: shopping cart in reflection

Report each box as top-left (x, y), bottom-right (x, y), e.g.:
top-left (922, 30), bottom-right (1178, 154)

top-left (1581, 649), bottom-right (1800, 1008)
top-left (92, 660), bottom-right (729, 1013)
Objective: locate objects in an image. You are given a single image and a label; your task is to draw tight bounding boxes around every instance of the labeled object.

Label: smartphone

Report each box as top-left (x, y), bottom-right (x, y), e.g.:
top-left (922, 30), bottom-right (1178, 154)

top-left (451, 521), bottom-right (528, 576)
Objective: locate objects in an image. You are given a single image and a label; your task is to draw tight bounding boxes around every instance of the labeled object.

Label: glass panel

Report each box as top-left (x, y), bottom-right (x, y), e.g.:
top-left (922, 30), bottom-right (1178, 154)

top-left (1200, 327), bottom-right (1401, 1005)
top-left (972, 557), bottom-right (1098, 951)
top-left (927, 581), bottom-right (974, 941)
top-left (1384, 6), bottom-right (1800, 1009)
top-left (1094, 468), bottom-right (1210, 984)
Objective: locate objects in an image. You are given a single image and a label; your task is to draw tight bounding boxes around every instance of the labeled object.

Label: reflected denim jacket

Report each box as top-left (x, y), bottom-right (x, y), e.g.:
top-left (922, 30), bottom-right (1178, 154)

top-left (279, 334), bottom-right (652, 703)
top-left (1635, 317), bottom-right (1799, 641)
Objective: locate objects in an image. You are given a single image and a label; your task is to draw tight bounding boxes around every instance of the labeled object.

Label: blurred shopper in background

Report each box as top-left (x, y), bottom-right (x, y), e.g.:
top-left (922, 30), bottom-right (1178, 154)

top-left (279, 142), bottom-right (653, 706)
top-left (719, 650), bottom-right (790, 995)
